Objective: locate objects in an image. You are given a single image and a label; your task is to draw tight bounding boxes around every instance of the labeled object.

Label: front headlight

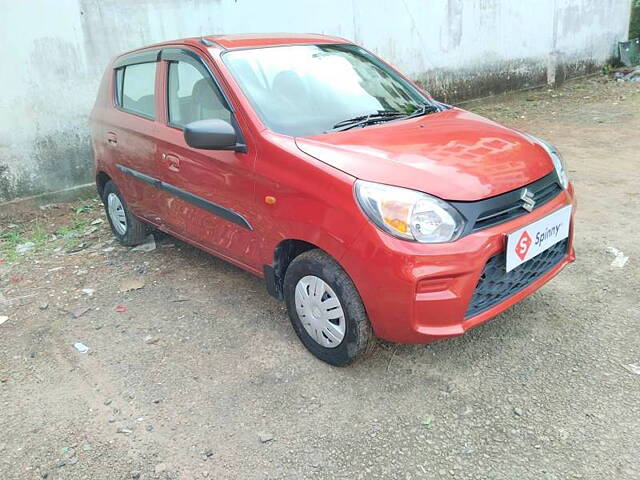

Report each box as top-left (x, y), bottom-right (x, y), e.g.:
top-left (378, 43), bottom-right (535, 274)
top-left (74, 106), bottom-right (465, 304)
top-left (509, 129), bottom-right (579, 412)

top-left (526, 134), bottom-right (569, 189)
top-left (354, 180), bottom-right (465, 243)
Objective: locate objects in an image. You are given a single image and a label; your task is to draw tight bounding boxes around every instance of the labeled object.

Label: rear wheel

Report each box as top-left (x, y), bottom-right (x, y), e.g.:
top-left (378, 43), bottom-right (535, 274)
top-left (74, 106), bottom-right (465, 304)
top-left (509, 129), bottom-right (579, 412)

top-left (283, 249), bottom-right (376, 366)
top-left (102, 181), bottom-right (147, 246)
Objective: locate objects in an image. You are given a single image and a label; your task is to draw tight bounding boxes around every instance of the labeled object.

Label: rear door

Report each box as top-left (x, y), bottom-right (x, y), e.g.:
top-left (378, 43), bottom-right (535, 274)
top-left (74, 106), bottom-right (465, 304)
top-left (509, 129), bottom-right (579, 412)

top-left (110, 53), bottom-right (165, 223)
top-left (154, 48), bottom-right (259, 269)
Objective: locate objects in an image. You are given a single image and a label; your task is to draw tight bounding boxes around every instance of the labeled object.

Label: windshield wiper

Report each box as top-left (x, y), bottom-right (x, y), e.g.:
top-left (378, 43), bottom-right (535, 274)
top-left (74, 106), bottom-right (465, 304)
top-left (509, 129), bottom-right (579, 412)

top-left (328, 104), bottom-right (444, 133)
top-left (404, 103), bottom-right (442, 119)
top-left (328, 110), bottom-right (407, 132)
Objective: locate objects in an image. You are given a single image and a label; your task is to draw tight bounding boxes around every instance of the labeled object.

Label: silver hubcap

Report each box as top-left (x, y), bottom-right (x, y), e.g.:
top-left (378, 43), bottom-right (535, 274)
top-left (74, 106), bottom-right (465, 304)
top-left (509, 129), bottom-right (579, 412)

top-left (107, 193), bottom-right (127, 235)
top-left (295, 275), bottom-right (346, 348)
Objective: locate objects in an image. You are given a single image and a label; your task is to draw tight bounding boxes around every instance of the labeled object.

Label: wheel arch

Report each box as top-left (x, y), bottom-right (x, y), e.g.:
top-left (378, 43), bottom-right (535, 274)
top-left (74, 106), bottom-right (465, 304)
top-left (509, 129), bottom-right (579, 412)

top-left (96, 170), bottom-right (112, 198)
top-left (264, 239), bottom-right (326, 300)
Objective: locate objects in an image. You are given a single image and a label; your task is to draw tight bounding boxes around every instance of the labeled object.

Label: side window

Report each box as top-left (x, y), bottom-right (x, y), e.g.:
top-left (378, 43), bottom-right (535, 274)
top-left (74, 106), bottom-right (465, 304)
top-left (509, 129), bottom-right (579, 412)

top-left (115, 68), bottom-right (124, 107)
top-left (167, 60), bottom-right (231, 128)
top-left (115, 62), bottom-right (156, 119)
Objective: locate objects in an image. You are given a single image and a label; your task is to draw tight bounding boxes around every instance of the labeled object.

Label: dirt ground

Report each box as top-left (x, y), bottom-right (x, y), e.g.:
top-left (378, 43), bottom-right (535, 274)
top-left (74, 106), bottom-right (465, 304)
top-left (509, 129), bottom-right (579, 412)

top-left (1, 75), bottom-right (639, 480)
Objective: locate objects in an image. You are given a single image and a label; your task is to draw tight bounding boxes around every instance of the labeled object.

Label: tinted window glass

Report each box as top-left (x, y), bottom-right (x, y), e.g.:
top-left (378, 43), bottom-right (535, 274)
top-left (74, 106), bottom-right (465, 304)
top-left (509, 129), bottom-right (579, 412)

top-left (167, 60), bottom-right (230, 128)
top-left (118, 62), bottom-right (156, 118)
top-left (223, 44), bottom-right (430, 137)
top-left (115, 68), bottom-right (124, 106)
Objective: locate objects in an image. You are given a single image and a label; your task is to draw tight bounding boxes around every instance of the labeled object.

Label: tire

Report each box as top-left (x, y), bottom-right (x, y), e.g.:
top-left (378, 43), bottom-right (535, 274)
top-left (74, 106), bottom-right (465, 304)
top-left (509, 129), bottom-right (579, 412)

top-left (102, 181), bottom-right (147, 246)
top-left (283, 249), bottom-right (376, 366)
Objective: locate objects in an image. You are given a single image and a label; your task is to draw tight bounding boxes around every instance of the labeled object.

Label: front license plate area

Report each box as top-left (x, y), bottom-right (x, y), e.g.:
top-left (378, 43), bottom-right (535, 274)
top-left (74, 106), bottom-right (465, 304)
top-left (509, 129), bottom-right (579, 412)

top-left (505, 205), bottom-right (571, 272)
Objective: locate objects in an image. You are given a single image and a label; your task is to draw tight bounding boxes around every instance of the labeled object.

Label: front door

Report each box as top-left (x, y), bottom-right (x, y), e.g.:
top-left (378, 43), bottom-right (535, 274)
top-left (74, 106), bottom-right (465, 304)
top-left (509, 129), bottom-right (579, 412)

top-left (154, 49), bottom-right (259, 269)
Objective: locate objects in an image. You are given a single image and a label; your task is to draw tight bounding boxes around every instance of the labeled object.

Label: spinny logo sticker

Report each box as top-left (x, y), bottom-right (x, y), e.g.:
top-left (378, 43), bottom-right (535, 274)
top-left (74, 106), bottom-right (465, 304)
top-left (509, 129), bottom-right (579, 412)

top-left (515, 231), bottom-right (532, 260)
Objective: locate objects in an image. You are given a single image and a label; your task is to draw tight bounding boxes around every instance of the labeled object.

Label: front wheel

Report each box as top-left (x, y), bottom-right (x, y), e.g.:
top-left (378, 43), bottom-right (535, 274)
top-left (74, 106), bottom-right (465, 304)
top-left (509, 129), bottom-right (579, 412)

top-left (283, 249), bottom-right (376, 366)
top-left (102, 181), bottom-right (147, 246)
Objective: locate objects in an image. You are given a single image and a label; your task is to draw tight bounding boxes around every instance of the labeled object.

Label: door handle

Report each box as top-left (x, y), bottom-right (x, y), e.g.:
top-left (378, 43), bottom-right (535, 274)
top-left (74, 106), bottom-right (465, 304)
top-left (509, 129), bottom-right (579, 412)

top-left (107, 132), bottom-right (118, 145)
top-left (163, 153), bottom-right (180, 172)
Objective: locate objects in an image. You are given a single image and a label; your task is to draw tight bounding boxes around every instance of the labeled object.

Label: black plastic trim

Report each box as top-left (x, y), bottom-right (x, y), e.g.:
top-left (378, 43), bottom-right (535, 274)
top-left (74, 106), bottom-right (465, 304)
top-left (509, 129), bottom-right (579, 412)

top-left (200, 36), bottom-right (214, 47)
top-left (451, 170), bottom-right (563, 237)
top-left (199, 36), bottom-right (227, 50)
top-left (263, 265), bottom-right (282, 299)
top-left (465, 238), bottom-right (569, 319)
top-left (116, 164), bottom-right (252, 231)
top-left (114, 49), bottom-right (161, 68)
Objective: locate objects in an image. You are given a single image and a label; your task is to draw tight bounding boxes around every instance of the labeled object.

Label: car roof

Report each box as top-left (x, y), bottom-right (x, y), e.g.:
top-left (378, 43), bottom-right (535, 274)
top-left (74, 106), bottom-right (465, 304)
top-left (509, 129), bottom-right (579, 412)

top-left (203, 33), bottom-right (350, 49)
top-left (126, 33), bottom-right (351, 55)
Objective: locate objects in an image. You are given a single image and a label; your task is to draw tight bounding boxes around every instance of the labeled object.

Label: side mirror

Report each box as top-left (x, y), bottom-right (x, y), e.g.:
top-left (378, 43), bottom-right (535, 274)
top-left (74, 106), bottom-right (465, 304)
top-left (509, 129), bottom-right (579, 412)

top-left (183, 119), bottom-right (246, 152)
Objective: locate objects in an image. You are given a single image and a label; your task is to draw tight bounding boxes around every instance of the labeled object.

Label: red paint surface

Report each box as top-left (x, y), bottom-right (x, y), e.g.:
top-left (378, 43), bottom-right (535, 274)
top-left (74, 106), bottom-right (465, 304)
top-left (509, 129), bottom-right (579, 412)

top-left (297, 109), bottom-right (554, 201)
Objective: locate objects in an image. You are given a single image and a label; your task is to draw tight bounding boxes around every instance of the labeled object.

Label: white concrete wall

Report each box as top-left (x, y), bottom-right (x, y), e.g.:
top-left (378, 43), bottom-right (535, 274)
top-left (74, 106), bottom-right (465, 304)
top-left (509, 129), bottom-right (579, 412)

top-left (0, 0), bottom-right (632, 202)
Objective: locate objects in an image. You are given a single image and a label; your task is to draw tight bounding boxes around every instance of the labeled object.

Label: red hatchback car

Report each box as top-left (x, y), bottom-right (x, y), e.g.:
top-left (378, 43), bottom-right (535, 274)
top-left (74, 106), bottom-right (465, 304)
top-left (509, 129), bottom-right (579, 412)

top-left (90, 33), bottom-right (576, 366)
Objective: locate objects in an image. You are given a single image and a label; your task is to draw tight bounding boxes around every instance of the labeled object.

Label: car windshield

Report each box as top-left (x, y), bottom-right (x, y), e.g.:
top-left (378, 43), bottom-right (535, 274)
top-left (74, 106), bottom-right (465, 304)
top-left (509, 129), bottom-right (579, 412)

top-left (223, 44), bottom-right (432, 137)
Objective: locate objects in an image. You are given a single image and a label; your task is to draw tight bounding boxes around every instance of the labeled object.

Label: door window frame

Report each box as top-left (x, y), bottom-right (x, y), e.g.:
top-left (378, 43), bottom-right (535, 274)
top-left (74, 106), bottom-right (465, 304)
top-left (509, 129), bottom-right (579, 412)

top-left (112, 49), bottom-right (161, 121)
top-left (160, 48), bottom-right (236, 131)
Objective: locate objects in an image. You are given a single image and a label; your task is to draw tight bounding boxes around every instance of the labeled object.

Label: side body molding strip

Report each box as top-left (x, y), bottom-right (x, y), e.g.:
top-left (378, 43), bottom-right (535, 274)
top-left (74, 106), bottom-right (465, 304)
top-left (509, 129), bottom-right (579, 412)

top-left (116, 164), bottom-right (253, 231)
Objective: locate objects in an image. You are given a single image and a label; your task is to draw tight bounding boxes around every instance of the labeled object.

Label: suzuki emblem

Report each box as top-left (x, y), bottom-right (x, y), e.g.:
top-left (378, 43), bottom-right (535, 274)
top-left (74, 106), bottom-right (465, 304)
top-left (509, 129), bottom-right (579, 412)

top-left (520, 188), bottom-right (536, 212)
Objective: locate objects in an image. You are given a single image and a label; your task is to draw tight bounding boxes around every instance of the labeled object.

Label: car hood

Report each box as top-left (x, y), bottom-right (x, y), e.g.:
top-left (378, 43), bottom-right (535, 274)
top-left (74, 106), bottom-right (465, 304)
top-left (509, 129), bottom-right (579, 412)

top-left (295, 108), bottom-right (553, 201)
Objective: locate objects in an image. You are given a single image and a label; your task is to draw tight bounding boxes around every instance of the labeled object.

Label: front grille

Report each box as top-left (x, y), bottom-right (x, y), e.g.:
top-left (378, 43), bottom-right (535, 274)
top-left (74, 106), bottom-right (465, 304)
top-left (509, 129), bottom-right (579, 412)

top-left (465, 239), bottom-right (568, 319)
top-left (474, 182), bottom-right (562, 230)
top-left (451, 171), bottom-right (563, 236)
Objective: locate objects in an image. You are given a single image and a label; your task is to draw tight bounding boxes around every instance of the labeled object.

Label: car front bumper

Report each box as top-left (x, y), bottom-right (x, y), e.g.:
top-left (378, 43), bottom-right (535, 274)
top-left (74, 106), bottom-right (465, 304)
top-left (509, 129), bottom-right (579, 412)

top-left (340, 184), bottom-right (576, 344)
